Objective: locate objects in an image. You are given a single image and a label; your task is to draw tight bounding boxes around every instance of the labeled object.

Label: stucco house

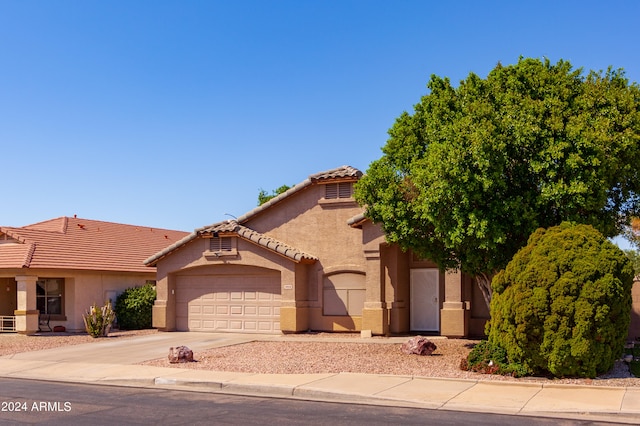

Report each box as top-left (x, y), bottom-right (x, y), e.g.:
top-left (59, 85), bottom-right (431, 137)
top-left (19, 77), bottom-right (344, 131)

top-left (145, 166), bottom-right (491, 337)
top-left (0, 216), bottom-right (188, 334)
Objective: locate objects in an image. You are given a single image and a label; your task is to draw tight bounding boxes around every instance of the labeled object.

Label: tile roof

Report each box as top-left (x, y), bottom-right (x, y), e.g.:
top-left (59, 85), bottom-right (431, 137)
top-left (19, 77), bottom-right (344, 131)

top-left (0, 217), bottom-right (189, 273)
top-left (309, 165), bottom-right (362, 181)
top-left (145, 220), bottom-right (318, 265)
top-left (347, 212), bottom-right (368, 228)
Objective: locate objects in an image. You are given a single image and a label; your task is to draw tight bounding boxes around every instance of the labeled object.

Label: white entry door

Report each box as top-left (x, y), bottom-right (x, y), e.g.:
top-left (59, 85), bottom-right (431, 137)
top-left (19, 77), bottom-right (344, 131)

top-left (410, 268), bottom-right (440, 331)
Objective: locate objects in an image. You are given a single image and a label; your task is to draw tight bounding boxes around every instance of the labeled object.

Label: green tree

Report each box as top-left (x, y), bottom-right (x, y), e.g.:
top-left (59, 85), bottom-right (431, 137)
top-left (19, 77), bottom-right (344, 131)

top-left (355, 58), bottom-right (640, 307)
top-left (625, 249), bottom-right (640, 277)
top-left (258, 184), bottom-right (292, 205)
top-left (486, 223), bottom-right (634, 378)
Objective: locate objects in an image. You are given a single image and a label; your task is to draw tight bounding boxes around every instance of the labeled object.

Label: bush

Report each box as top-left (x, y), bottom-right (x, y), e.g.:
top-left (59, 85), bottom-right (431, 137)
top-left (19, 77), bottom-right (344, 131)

top-left (114, 283), bottom-right (156, 330)
top-left (463, 340), bottom-right (530, 377)
top-left (484, 222), bottom-right (634, 378)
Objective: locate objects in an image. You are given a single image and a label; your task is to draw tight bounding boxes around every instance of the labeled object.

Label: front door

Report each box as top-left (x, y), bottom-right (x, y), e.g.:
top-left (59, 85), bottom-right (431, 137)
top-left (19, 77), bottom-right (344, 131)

top-left (410, 268), bottom-right (440, 331)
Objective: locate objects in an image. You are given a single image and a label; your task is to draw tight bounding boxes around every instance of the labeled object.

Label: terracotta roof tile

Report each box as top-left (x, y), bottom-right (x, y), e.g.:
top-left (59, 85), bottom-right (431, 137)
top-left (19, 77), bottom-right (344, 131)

top-left (203, 221), bottom-right (317, 263)
top-left (309, 165), bottom-right (362, 181)
top-left (347, 212), bottom-right (367, 228)
top-left (0, 217), bottom-right (189, 273)
top-left (0, 243), bottom-right (34, 268)
top-left (146, 220), bottom-right (318, 265)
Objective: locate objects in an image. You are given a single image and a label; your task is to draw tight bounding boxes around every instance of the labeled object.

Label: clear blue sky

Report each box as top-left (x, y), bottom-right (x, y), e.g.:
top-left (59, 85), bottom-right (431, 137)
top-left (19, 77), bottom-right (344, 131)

top-left (1, 1), bottom-right (638, 248)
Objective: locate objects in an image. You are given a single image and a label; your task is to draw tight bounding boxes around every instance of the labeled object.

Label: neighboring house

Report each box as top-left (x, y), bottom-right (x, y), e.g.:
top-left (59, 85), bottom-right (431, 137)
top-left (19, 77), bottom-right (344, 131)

top-left (0, 216), bottom-right (189, 334)
top-left (145, 166), bottom-right (491, 337)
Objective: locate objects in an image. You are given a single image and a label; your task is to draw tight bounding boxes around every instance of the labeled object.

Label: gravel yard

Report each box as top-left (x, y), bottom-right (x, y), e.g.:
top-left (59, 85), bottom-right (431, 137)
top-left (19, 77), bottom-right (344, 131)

top-left (0, 329), bottom-right (157, 357)
top-left (1, 330), bottom-right (638, 387)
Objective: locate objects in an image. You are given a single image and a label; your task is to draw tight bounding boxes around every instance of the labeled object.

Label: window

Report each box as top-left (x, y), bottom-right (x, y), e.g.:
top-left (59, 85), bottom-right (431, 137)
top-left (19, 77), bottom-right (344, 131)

top-left (36, 278), bottom-right (63, 315)
top-left (210, 236), bottom-right (233, 252)
top-left (324, 182), bottom-right (353, 199)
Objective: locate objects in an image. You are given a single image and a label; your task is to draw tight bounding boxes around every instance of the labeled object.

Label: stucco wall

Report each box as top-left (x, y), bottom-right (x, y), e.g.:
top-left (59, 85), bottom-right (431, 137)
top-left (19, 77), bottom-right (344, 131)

top-left (0, 269), bottom-right (154, 332)
top-left (630, 279), bottom-right (640, 341)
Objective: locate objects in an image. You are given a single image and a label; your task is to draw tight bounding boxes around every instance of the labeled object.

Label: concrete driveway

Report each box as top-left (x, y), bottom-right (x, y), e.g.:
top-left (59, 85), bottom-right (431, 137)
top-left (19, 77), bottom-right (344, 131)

top-left (1, 332), bottom-right (274, 364)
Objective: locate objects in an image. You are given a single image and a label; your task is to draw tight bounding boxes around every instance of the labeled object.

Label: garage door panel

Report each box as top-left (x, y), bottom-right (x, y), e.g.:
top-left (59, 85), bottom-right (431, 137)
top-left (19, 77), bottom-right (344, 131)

top-left (176, 273), bottom-right (280, 334)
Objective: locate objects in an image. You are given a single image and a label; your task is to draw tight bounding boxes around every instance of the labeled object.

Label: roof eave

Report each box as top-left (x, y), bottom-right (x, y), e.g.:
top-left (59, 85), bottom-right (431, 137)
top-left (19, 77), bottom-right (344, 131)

top-left (144, 232), bottom-right (199, 266)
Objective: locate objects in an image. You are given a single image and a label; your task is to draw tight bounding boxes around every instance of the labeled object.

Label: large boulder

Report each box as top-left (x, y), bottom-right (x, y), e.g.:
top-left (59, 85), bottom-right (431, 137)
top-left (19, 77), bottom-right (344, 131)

top-left (401, 336), bottom-right (437, 355)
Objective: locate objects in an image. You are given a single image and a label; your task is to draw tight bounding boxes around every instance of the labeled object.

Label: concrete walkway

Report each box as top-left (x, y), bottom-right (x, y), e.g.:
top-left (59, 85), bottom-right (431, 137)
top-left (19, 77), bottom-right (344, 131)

top-left (1, 332), bottom-right (639, 423)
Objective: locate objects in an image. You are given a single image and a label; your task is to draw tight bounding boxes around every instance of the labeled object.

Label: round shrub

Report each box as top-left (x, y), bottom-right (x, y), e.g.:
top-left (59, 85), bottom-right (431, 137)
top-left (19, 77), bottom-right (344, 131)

top-left (485, 222), bottom-right (634, 378)
top-left (114, 283), bottom-right (156, 330)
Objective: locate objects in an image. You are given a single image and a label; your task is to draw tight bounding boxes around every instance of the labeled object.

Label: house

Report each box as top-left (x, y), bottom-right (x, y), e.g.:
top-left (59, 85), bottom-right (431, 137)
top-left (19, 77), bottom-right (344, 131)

top-left (145, 166), bottom-right (491, 337)
top-left (0, 216), bottom-right (189, 334)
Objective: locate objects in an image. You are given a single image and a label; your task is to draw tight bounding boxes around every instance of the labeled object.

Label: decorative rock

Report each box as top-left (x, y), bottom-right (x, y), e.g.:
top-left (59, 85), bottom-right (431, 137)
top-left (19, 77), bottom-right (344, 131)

top-left (401, 336), bottom-right (437, 355)
top-left (168, 346), bottom-right (194, 363)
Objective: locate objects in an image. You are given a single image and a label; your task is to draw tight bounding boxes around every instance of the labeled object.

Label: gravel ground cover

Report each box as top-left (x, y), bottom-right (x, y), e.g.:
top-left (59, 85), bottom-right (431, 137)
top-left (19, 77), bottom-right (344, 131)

top-left (142, 333), bottom-right (640, 388)
top-left (1, 330), bottom-right (638, 387)
top-left (0, 329), bottom-right (157, 357)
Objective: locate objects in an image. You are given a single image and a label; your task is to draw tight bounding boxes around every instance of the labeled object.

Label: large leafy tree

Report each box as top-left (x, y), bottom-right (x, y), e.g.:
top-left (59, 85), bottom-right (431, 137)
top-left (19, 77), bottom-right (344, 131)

top-left (355, 58), bottom-right (640, 308)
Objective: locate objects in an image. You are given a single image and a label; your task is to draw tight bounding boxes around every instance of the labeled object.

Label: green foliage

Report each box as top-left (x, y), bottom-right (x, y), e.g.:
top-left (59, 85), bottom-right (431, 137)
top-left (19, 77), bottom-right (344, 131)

top-left (258, 184), bottom-right (292, 205)
top-left (82, 300), bottom-right (116, 338)
top-left (629, 347), bottom-right (640, 377)
top-left (624, 249), bottom-right (640, 277)
top-left (355, 57), bottom-right (640, 306)
top-left (486, 222), bottom-right (634, 378)
top-left (463, 340), bottom-right (530, 377)
top-left (114, 283), bottom-right (156, 330)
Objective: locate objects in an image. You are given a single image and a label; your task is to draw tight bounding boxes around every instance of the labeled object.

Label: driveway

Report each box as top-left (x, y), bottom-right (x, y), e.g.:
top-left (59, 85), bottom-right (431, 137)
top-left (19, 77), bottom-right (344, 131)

top-left (1, 332), bottom-right (274, 364)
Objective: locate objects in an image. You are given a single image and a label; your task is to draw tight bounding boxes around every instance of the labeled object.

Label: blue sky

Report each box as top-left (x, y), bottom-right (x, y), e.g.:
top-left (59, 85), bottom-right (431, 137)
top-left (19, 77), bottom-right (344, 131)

top-left (1, 1), bottom-right (638, 248)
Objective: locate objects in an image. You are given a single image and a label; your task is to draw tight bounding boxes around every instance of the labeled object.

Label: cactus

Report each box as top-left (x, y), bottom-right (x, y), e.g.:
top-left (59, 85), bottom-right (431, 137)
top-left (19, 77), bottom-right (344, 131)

top-left (82, 300), bottom-right (116, 338)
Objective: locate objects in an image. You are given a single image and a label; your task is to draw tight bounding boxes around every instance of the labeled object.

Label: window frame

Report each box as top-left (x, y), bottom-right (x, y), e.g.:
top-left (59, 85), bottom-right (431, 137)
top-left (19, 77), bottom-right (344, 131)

top-left (36, 278), bottom-right (65, 319)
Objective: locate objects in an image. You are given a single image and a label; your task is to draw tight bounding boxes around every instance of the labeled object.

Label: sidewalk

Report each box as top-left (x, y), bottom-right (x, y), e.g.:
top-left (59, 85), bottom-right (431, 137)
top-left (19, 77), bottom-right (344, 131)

top-left (1, 332), bottom-right (639, 423)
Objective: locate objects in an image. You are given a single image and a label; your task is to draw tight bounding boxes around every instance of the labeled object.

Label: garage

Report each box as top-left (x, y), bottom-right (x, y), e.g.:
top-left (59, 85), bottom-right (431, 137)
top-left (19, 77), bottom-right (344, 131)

top-left (175, 271), bottom-right (281, 333)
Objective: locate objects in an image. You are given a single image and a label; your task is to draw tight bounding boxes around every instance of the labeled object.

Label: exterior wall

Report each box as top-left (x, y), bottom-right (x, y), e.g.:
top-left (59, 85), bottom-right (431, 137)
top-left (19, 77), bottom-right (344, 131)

top-left (0, 269), bottom-right (154, 332)
top-left (153, 236), bottom-right (297, 331)
top-left (245, 184), bottom-right (369, 333)
top-left (630, 279), bottom-right (640, 341)
top-left (467, 277), bottom-right (490, 337)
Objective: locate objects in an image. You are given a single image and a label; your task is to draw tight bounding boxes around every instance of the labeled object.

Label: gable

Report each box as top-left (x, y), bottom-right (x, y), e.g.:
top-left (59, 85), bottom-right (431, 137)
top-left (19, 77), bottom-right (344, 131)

top-left (147, 166), bottom-right (364, 265)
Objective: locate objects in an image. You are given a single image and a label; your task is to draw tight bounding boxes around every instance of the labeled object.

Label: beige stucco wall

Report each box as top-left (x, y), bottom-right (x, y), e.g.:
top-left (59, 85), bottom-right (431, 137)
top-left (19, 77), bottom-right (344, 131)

top-left (154, 183), bottom-right (371, 333)
top-left (0, 269), bottom-right (154, 332)
top-left (630, 279), bottom-right (640, 341)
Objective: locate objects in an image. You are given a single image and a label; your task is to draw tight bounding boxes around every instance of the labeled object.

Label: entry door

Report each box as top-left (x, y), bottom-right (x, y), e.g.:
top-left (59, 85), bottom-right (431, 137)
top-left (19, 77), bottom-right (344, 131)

top-left (410, 268), bottom-right (440, 331)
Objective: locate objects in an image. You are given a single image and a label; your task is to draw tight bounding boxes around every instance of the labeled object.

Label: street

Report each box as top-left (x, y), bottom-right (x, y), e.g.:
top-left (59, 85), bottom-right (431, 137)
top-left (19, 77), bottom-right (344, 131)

top-left (0, 378), bottom-right (622, 425)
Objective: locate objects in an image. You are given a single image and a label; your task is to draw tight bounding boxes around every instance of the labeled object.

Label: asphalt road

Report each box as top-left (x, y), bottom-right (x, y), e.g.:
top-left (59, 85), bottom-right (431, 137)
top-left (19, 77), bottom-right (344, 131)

top-left (0, 378), bottom-right (625, 425)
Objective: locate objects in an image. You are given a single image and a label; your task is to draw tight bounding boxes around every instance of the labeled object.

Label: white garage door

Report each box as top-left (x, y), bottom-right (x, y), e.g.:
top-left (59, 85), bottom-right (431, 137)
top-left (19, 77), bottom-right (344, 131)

top-left (176, 273), bottom-right (281, 333)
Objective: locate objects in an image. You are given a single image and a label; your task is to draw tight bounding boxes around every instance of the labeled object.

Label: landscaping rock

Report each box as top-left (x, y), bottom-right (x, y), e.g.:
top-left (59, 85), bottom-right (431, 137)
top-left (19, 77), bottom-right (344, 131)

top-left (401, 336), bottom-right (437, 355)
top-left (168, 346), bottom-right (194, 363)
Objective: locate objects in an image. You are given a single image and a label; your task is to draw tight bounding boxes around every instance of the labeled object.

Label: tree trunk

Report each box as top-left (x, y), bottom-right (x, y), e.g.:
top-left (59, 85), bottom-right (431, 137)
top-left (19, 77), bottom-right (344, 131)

top-left (475, 272), bottom-right (493, 310)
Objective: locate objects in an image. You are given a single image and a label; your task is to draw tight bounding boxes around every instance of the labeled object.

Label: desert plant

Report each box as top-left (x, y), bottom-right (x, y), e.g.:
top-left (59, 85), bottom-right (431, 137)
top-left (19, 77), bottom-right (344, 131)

top-left (82, 300), bottom-right (116, 338)
top-left (114, 283), bottom-right (156, 330)
top-left (483, 222), bottom-right (634, 378)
